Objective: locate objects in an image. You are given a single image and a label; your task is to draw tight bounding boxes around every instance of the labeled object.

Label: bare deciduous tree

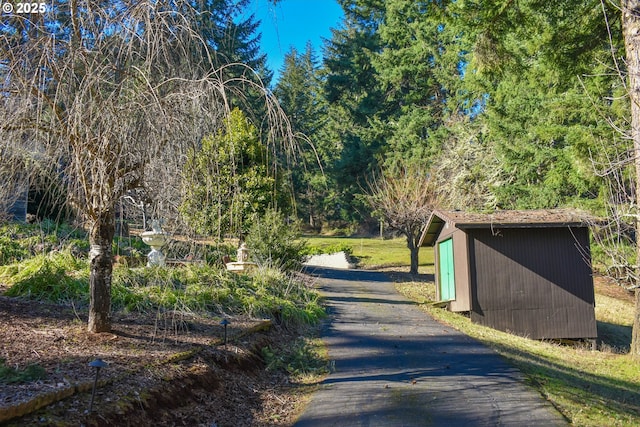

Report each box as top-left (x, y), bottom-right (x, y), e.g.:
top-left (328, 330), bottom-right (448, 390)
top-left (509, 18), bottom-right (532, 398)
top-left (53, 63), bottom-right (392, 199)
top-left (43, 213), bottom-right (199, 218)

top-left (0, 1), bottom-right (293, 333)
top-left (366, 167), bottom-right (439, 275)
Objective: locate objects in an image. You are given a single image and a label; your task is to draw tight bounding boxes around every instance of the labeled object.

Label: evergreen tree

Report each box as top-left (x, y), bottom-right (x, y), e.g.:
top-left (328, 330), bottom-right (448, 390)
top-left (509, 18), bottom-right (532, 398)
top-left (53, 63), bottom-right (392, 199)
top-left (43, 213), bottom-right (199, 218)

top-left (373, 0), bottom-right (463, 170)
top-left (190, 0), bottom-right (272, 84)
top-left (180, 108), bottom-right (277, 239)
top-left (275, 44), bottom-right (324, 138)
top-left (450, 0), bottom-right (621, 210)
top-left (274, 43), bottom-right (328, 229)
top-left (319, 0), bottom-right (389, 228)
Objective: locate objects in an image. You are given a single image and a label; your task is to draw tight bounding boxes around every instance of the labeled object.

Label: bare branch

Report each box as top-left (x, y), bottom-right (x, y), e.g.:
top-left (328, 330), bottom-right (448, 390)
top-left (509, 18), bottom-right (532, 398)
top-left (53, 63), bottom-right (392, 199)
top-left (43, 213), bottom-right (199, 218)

top-left (365, 166), bottom-right (439, 274)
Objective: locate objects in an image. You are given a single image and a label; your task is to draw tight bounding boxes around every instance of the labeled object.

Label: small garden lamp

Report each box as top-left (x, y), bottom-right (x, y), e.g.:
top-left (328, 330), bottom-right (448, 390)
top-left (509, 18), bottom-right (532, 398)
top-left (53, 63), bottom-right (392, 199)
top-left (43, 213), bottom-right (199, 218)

top-left (88, 358), bottom-right (108, 413)
top-left (220, 318), bottom-right (230, 346)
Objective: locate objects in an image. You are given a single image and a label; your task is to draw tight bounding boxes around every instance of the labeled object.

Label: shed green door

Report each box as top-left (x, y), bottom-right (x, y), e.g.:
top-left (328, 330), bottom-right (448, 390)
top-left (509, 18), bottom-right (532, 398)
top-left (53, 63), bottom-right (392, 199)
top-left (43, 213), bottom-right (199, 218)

top-left (438, 238), bottom-right (455, 301)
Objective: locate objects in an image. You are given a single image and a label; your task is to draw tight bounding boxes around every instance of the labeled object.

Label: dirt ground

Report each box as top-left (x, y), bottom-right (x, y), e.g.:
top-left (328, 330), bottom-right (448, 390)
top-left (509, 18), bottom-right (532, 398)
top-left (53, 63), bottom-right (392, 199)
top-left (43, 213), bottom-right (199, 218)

top-left (593, 274), bottom-right (637, 303)
top-left (0, 290), bottom-right (315, 427)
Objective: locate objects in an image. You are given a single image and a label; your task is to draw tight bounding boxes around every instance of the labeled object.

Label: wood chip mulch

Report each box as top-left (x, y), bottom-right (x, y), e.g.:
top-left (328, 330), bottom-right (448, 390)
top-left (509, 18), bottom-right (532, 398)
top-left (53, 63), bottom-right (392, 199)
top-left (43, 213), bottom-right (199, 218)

top-left (0, 294), bottom-right (312, 426)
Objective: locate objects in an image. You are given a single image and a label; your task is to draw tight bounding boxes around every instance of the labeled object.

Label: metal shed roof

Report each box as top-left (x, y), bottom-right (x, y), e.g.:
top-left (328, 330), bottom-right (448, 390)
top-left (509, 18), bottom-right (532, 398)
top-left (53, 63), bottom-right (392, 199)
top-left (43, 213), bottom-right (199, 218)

top-left (419, 209), bottom-right (591, 247)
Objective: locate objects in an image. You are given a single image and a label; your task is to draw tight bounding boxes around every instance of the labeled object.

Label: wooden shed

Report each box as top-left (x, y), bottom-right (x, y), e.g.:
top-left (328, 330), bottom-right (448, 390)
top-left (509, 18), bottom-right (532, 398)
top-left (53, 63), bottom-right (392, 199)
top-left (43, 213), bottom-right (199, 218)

top-left (419, 209), bottom-right (597, 340)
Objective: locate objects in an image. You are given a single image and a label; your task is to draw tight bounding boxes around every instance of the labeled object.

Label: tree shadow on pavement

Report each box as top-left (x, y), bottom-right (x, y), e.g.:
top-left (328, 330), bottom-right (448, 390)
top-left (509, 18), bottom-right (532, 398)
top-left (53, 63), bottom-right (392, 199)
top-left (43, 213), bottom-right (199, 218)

top-left (303, 266), bottom-right (434, 283)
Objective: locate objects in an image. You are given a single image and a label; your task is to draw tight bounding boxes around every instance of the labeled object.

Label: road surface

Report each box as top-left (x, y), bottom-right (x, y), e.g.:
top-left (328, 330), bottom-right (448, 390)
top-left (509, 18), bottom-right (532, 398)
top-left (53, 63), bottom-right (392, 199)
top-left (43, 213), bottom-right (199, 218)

top-left (294, 267), bottom-right (568, 427)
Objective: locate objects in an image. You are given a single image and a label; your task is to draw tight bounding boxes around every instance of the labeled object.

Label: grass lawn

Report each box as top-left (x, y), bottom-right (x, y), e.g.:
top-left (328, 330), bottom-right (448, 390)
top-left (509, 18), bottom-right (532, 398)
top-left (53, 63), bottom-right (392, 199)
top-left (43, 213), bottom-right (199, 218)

top-left (303, 235), bottom-right (434, 269)
top-left (305, 235), bottom-right (640, 426)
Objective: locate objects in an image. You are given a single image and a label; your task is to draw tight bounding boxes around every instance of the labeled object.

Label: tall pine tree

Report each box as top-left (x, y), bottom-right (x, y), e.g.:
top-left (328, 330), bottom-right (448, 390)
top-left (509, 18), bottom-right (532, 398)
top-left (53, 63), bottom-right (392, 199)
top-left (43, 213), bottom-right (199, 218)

top-left (319, 0), bottom-right (388, 228)
top-left (274, 43), bottom-right (328, 229)
top-left (450, 0), bottom-right (621, 210)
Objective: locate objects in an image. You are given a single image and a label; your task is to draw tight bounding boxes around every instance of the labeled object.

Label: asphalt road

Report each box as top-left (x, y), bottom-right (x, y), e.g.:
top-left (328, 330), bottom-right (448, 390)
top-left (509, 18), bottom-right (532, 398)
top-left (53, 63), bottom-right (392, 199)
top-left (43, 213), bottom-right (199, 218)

top-left (294, 267), bottom-right (568, 427)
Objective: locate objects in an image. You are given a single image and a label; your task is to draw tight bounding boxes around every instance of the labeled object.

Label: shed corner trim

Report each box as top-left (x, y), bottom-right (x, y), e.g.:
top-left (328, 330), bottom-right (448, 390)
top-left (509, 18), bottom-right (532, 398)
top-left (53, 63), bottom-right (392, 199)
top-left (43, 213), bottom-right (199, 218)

top-left (419, 211), bottom-right (447, 247)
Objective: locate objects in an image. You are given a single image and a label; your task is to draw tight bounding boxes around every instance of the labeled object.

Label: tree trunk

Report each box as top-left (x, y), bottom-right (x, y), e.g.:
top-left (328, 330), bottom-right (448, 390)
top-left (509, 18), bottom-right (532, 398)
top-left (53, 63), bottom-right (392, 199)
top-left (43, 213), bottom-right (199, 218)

top-left (622, 0), bottom-right (640, 357)
top-left (406, 234), bottom-right (419, 275)
top-left (88, 209), bottom-right (115, 333)
top-left (634, 289), bottom-right (640, 358)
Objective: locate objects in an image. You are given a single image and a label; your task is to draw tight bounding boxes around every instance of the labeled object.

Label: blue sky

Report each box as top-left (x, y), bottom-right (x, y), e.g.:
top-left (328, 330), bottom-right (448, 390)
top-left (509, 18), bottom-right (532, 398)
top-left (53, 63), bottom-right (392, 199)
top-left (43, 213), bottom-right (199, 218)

top-left (243, 0), bottom-right (344, 82)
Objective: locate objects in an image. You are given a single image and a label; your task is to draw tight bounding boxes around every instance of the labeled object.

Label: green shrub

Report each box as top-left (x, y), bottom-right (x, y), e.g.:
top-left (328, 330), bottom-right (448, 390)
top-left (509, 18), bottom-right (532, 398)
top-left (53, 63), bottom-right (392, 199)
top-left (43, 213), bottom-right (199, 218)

top-left (163, 239), bottom-right (235, 266)
top-left (113, 236), bottom-right (147, 257)
top-left (64, 238), bottom-right (90, 255)
top-left (0, 221), bottom-right (88, 264)
top-left (202, 244), bottom-right (236, 265)
top-left (303, 242), bottom-right (353, 257)
top-left (591, 240), bottom-right (636, 281)
top-left (245, 209), bottom-right (308, 270)
top-left (0, 358), bottom-right (47, 384)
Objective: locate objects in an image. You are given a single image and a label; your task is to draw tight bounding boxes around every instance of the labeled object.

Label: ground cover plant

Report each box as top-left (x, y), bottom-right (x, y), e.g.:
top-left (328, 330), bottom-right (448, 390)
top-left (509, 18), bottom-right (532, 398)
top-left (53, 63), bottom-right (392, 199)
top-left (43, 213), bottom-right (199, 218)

top-left (0, 359), bottom-right (47, 385)
top-left (0, 222), bottom-right (323, 325)
top-left (0, 221), bottom-right (88, 264)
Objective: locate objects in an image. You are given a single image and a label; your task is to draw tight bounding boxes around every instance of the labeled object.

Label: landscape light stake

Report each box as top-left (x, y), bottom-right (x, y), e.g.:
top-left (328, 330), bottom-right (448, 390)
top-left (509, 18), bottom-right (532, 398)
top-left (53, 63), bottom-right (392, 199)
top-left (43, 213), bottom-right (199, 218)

top-left (88, 358), bottom-right (108, 413)
top-left (220, 318), bottom-right (230, 347)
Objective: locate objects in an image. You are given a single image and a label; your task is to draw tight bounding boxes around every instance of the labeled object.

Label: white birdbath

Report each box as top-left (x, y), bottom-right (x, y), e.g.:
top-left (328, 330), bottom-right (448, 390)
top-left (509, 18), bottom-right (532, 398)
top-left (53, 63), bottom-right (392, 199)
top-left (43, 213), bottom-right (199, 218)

top-left (225, 243), bottom-right (257, 273)
top-left (141, 220), bottom-right (168, 267)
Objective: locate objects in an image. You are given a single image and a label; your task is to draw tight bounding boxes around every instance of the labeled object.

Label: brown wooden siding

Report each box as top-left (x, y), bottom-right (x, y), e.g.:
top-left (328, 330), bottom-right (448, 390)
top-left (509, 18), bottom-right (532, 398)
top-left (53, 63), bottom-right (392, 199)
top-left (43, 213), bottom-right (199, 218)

top-left (468, 227), bottom-right (597, 339)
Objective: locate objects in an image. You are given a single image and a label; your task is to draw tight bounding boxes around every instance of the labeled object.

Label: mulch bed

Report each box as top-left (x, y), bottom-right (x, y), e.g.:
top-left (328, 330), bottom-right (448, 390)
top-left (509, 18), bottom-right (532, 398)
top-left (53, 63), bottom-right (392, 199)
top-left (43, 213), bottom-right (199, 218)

top-left (0, 293), bottom-right (310, 426)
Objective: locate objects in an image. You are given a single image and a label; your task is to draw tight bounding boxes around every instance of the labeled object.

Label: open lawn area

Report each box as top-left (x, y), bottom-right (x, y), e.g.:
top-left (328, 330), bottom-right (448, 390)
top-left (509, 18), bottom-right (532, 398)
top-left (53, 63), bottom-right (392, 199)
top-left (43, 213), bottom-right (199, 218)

top-left (303, 236), bottom-right (434, 270)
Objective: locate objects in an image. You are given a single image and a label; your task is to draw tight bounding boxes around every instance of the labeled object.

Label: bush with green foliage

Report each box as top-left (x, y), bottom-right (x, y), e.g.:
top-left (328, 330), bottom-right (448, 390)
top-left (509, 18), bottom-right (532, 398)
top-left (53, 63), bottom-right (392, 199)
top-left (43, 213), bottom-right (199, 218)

top-left (112, 235), bottom-right (146, 258)
top-left (162, 239), bottom-right (236, 266)
top-left (0, 236), bottom-right (29, 265)
top-left (245, 209), bottom-right (308, 270)
top-left (0, 221), bottom-right (88, 265)
top-left (0, 358), bottom-right (47, 384)
top-left (302, 242), bottom-right (353, 257)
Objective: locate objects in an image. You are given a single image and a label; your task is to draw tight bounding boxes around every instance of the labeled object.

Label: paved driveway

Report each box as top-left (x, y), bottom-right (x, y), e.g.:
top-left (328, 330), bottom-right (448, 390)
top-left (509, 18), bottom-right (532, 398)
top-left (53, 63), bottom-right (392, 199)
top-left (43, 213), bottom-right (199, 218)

top-left (294, 267), bottom-right (568, 427)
